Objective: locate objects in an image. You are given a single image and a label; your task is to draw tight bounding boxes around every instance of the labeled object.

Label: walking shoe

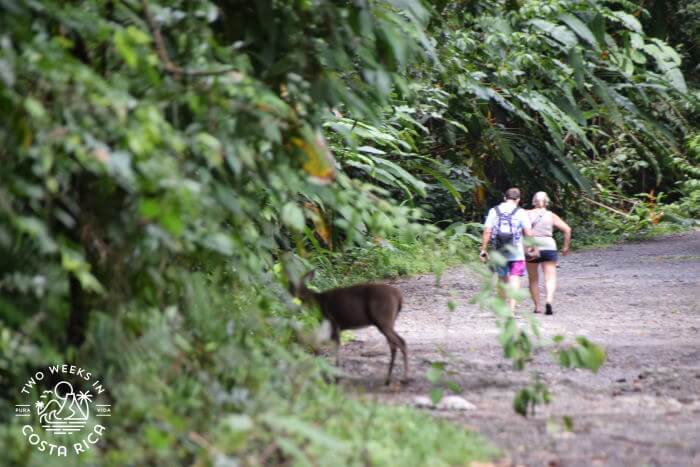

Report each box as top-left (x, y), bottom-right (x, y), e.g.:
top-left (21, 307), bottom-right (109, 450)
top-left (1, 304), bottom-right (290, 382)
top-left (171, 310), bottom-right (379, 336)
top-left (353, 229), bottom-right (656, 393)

top-left (545, 304), bottom-right (553, 315)
top-left (533, 308), bottom-right (542, 314)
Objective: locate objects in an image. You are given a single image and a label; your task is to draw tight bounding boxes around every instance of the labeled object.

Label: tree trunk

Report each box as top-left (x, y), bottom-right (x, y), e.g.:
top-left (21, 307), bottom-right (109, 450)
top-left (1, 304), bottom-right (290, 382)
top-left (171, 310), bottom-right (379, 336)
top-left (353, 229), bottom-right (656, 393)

top-left (67, 274), bottom-right (88, 347)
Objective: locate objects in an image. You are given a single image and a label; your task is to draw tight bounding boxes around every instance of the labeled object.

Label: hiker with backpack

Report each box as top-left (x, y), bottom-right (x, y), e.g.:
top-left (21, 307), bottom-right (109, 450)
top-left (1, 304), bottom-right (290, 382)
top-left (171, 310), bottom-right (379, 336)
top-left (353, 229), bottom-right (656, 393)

top-left (525, 191), bottom-right (572, 315)
top-left (479, 188), bottom-right (535, 312)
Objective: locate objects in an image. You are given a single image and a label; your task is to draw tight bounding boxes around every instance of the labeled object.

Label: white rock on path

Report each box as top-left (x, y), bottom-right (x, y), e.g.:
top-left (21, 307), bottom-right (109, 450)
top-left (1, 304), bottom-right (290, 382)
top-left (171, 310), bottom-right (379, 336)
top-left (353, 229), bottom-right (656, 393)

top-left (413, 395), bottom-right (476, 411)
top-left (413, 396), bottom-right (433, 408)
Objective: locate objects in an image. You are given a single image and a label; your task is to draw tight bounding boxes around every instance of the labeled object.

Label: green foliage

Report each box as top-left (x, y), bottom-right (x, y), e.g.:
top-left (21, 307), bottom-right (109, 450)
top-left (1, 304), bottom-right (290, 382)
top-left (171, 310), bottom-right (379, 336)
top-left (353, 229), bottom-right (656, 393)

top-left (0, 0), bottom-right (432, 363)
top-left (567, 187), bottom-right (697, 248)
top-left (513, 377), bottom-right (551, 417)
top-left (553, 335), bottom-right (606, 372)
top-left (425, 361), bottom-right (463, 405)
top-left (419, 0), bottom-right (697, 204)
top-left (667, 131), bottom-right (700, 220)
top-left (317, 0), bottom-right (699, 227)
top-left (637, 0), bottom-right (700, 84)
top-left (511, 330), bottom-right (609, 417)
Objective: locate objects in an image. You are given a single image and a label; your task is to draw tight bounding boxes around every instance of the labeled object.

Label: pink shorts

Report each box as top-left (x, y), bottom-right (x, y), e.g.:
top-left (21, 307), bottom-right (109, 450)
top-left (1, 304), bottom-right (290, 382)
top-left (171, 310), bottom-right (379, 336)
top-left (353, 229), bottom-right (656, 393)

top-left (494, 260), bottom-right (526, 277)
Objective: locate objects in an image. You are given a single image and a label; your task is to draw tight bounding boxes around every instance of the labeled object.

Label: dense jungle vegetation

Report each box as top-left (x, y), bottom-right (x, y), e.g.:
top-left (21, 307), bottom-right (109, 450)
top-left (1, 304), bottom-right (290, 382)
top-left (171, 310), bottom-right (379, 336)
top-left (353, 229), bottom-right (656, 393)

top-left (1, 0), bottom-right (698, 465)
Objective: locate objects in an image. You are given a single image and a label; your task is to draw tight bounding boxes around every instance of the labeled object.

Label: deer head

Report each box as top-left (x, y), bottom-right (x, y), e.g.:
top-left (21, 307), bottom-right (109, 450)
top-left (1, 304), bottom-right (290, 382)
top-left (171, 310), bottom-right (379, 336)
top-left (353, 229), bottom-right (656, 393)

top-left (287, 270), bottom-right (317, 305)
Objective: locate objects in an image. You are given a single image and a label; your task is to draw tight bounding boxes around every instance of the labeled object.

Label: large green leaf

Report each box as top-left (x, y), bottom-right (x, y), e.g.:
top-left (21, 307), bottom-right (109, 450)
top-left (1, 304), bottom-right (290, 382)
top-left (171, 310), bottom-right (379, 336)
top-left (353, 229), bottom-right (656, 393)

top-left (642, 39), bottom-right (687, 92)
top-left (528, 19), bottom-right (578, 49)
top-left (558, 13), bottom-right (599, 49)
top-left (609, 10), bottom-right (643, 33)
top-left (516, 91), bottom-right (594, 153)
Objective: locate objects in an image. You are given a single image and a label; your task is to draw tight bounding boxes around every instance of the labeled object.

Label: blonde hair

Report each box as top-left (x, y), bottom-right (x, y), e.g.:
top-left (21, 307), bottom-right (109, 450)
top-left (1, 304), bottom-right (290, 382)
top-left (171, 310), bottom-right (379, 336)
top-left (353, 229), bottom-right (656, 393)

top-left (532, 191), bottom-right (550, 208)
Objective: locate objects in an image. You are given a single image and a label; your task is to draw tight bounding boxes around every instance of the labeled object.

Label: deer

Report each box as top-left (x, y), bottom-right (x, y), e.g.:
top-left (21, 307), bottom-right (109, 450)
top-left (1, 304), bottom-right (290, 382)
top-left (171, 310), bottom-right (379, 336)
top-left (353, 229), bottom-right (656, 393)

top-left (288, 271), bottom-right (408, 385)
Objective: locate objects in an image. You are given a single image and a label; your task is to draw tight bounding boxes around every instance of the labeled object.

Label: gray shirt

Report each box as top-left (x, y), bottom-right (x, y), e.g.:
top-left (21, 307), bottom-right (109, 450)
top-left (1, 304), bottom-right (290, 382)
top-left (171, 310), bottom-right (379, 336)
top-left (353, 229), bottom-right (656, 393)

top-left (528, 209), bottom-right (557, 251)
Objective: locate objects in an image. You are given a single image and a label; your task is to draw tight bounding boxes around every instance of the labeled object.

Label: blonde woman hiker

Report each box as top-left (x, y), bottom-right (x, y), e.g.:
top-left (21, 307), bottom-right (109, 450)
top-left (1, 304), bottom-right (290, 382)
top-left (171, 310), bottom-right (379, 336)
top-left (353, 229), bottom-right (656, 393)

top-left (526, 192), bottom-right (572, 315)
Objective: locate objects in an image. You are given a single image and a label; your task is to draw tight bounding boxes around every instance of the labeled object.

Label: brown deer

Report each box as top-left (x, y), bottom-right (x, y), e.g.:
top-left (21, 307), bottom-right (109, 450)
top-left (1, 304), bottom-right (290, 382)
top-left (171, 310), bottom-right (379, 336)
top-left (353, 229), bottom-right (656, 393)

top-left (289, 271), bottom-right (408, 385)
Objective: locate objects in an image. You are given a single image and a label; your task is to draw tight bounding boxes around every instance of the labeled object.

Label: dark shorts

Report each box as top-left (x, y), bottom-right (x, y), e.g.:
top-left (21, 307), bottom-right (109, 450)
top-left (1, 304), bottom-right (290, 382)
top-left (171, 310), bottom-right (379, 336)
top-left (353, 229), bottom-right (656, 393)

top-left (492, 260), bottom-right (526, 277)
top-left (527, 250), bottom-right (558, 263)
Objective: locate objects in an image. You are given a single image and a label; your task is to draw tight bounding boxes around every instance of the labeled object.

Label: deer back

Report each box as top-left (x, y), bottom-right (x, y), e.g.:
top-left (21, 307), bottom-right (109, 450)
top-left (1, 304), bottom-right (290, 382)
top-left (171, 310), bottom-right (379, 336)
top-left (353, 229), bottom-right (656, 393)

top-left (317, 283), bottom-right (402, 331)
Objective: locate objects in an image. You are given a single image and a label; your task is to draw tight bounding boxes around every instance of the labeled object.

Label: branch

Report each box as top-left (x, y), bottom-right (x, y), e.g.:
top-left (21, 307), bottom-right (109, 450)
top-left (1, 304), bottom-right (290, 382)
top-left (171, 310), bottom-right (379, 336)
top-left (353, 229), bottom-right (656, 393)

top-left (581, 196), bottom-right (630, 217)
top-left (141, 0), bottom-right (238, 79)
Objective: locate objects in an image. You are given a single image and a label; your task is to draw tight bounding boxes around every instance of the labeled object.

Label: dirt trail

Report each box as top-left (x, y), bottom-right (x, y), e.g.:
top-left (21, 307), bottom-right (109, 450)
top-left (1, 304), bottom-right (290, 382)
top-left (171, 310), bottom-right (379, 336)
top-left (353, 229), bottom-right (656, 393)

top-left (340, 231), bottom-right (700, 466)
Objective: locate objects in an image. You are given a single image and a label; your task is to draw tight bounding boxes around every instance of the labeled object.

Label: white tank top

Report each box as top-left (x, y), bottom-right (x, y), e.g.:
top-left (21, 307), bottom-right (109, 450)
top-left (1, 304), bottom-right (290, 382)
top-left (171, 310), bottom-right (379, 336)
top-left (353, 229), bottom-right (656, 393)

top-left (528, 209), bottom-right (557, 251)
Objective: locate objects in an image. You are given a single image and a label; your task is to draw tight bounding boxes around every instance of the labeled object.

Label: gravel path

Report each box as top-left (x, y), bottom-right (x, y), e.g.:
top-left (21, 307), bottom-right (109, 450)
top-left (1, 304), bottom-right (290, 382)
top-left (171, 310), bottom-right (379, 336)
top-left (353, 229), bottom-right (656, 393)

top-left (339, 231), bottom-right (700, 466)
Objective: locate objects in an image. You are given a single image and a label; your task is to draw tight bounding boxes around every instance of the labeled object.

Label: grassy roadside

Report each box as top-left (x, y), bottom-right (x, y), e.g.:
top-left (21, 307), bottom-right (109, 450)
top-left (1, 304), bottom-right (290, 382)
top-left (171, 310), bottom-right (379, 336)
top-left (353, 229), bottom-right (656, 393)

top-left (568, 215), bottom-right (694, 250)
top-left (311, 231), bottom-right (479, 290)
top-left (304, 389), bottom-right (499, 466)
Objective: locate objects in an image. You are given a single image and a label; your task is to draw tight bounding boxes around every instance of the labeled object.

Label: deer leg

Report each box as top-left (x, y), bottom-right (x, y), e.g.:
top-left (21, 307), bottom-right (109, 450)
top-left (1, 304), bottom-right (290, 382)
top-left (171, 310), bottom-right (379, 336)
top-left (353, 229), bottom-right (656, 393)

top-left (330, 324), bottom-right (341, 367)
top-left (395, 333), bottom-right (409, 383)
top-left (384, 328), bottom-right (409, 383)
top-left (378, 329), bottom-right (402, 385)
top-left (385, 343), bottom-right (397, 385)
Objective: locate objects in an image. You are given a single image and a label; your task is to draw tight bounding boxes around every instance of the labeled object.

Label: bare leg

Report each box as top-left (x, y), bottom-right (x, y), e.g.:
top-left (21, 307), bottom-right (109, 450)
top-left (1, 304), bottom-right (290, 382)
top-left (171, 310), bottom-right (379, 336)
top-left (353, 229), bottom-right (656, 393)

top-left (526, 262), bottom-right (541, 312)
top-left (507, 274), bottom-right (520, 312)
top-left (543, 261), bottom-right (558, 305)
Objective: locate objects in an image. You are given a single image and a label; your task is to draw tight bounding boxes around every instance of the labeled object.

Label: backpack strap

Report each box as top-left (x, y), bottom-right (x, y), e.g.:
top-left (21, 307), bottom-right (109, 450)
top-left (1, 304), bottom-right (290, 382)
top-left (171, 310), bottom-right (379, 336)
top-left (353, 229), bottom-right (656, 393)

top-left (507, 207), bottom-right (518, 241)
top-left (496, 206), bottom-right (519, 218)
